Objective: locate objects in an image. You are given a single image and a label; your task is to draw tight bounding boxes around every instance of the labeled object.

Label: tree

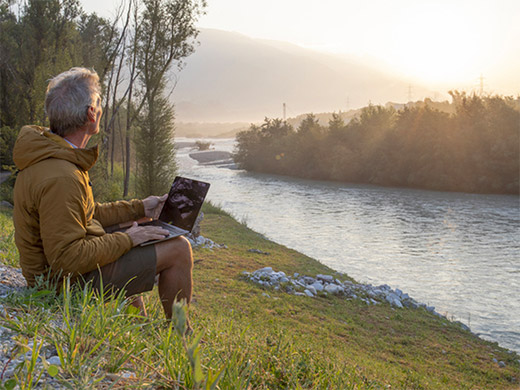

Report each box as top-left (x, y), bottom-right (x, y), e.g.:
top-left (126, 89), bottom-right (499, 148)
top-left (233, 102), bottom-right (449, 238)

top-left (133, 0), bottom-right (206, 197)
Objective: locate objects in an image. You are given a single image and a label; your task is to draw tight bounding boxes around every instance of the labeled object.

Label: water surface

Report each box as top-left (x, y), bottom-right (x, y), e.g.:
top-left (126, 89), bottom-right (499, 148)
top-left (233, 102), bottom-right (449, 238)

top-left (178, 138), bottom-right (520, 353)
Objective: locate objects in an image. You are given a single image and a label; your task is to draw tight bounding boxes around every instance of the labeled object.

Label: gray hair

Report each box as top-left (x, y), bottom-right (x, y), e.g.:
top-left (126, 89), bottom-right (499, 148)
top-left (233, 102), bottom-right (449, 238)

top-left (44, 67), bottom-right (101, 137)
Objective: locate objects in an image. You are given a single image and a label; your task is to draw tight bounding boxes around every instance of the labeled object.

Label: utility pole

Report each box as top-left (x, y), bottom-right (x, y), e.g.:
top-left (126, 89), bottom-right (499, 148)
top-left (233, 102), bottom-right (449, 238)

top-left (407, 84), bottom-right (413, 102)
top-left (283, 102), bottom-right (286, 121)
top-left (479, 74), bottom-right (485, 95)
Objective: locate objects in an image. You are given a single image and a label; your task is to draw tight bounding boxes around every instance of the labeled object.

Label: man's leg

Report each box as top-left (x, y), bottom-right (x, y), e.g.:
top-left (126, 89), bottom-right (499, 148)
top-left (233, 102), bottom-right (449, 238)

top-left (154, 236), bottom-right (193, 319)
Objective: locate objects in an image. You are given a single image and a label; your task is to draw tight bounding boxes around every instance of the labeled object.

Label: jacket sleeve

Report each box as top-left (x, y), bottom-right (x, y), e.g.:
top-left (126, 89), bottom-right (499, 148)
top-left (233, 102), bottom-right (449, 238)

top-left (38, 177), bottom-right (134, 277)
top-left (94, 199), bottom-right (145, 227)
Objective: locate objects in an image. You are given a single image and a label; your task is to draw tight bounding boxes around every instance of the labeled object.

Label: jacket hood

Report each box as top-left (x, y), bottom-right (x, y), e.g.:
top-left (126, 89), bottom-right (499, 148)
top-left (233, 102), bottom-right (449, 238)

top-left (13, 126), bottom-right (98, 171)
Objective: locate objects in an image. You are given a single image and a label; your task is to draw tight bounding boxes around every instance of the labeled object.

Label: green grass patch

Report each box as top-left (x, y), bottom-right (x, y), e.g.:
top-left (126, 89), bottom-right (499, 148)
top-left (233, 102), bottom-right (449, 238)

top-left (1, 206), bottom-right (519, 389)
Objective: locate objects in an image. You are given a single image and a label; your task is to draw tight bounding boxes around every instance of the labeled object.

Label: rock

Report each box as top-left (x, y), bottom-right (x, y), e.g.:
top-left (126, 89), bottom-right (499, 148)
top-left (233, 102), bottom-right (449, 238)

top-left (385, 293), bottom-right (403, 308)
top-left (492, 358), bottom-right (498, 363)
top-left (256, 267), bottom-right (273, 274)
top-left (307, 286), bottom-right (317, 296)
top-left (0, 201), bottom-right (13, 209)
top-left (3, 368), bottom-right (14, 378)
top-left (311, 282), bottom-right (324, 292)
top-left (324, 284), bottom-right (343, 295)
top-left (279, 277), bottom-right (290, 283)
top-left (317, 274), bottom-right (334, 282)
top-left (304, 289), bottom-right (315, 297)
top-left (498, 361), bottom-right (506, 368)
top-left (48, 356), bottom-right (61, 366)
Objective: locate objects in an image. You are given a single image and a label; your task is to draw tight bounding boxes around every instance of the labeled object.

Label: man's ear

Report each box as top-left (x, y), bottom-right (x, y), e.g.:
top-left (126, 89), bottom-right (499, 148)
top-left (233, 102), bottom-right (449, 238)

top-left (86, 105), bottom-right (96, 123)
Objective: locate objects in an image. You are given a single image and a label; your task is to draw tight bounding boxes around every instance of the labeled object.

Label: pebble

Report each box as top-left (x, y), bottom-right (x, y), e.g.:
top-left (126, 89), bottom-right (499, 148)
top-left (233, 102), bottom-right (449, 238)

top-left (48, 356), bottom-right (61, 366)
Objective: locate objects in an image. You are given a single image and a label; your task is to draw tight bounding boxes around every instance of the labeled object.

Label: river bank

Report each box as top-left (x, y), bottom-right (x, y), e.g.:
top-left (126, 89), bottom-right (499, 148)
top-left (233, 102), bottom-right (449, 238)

top-left (1, 205), bottom-right (518, 388)
top-left (176, 137), bottom-right (520, 354)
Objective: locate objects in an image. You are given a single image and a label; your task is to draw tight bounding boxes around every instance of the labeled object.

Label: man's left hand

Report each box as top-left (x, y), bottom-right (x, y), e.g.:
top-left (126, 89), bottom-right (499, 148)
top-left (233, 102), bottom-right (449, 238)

top-left (143, 194), bottom-right (168, 220)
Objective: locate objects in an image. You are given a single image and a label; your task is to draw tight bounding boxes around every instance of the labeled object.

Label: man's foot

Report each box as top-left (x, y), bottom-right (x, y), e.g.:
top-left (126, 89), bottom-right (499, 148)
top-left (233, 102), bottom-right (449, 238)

top-left (129, 295), bottom-right (147, 316)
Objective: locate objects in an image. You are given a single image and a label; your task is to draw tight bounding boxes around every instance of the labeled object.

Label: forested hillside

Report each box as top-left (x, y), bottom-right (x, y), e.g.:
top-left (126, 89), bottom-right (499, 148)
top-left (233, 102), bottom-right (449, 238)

top-left (0, 0), bottom-right (205, 202)
top-left (234, 93), bottom-right (520, 194)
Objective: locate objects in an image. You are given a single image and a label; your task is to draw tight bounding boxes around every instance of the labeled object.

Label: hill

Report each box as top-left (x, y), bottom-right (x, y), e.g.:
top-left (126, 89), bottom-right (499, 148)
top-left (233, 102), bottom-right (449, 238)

top-left (0, 205), bottom-right (518, 388)
top-left (171, 29), bottom-right (436, 123)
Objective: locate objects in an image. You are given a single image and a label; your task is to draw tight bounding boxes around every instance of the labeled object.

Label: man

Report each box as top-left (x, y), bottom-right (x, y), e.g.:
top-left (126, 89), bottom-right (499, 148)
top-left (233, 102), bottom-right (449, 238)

top-left (13, 67), bottom-right (193, 319)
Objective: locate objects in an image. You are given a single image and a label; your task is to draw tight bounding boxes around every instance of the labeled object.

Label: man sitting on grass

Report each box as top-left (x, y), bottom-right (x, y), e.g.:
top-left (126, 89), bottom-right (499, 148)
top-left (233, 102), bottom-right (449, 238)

top-left (12, 67), bottom-right (192, 321)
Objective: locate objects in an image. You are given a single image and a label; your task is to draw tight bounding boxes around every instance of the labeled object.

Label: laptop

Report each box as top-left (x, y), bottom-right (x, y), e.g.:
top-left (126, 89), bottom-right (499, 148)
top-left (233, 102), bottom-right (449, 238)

top-left (139, 176), bottom-right (210, 246)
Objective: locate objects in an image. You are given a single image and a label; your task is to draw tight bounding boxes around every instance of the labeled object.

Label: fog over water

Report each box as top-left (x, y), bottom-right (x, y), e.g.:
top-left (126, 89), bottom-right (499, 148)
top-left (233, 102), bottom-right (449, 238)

top-left (177, 138), bottom-right (520, 353)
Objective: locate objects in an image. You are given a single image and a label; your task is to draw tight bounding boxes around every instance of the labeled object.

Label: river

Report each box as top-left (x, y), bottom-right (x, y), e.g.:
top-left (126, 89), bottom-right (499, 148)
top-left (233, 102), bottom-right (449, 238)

top-left (176, 138), bottom-right (520, 353)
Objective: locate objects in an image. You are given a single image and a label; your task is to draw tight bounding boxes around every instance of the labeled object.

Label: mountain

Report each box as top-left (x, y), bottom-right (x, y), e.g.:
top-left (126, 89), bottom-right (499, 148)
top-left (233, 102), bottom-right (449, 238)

top-left (170, 29), bottom-right (434, 123)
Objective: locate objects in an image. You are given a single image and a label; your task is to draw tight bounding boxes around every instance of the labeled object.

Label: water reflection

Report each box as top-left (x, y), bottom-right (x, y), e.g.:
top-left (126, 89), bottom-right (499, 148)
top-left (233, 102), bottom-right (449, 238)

top-left (177, 139), bottom-right (520, 352)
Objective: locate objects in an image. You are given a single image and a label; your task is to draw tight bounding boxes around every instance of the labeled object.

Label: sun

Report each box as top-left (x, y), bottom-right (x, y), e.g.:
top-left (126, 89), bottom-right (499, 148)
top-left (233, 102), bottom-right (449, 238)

top-left (380, 3), bottom-right (485, 85)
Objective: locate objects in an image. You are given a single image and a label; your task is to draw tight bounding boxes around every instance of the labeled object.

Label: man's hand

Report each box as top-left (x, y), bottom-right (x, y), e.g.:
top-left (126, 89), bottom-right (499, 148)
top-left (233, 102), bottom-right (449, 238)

top-left (125, 222), bottom-right (169, 246)
top-left (143, 194), bottom-right (168, 220)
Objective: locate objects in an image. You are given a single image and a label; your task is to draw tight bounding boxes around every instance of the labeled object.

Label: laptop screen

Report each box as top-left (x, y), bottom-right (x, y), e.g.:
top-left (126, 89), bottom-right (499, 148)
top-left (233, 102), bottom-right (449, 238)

top-left (158, 176), bottom-right (210, 232)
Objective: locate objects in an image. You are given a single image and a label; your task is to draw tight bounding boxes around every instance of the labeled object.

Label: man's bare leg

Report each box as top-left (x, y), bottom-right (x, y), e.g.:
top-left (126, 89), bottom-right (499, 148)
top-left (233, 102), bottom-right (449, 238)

top-left (154, 236), bottom-right (193, 319)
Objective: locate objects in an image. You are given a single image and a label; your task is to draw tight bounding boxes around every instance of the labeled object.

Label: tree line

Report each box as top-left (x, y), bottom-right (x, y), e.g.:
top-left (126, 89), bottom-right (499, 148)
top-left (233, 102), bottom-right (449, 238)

top-left (234, 93), bottom-right (520, 194)
top-left (0, 0), bottom-right (205, 201)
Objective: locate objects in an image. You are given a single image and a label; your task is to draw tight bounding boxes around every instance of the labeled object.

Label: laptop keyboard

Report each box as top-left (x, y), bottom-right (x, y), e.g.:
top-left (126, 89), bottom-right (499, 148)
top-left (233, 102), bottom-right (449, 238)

top-left (147, 220), bottom-right (188, 235)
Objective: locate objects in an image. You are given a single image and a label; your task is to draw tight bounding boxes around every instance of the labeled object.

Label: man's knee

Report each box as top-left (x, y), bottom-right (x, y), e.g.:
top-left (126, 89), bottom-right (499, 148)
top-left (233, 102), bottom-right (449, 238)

top-left (155, 236), bottom-right (193, 272)
top-left (176, 236), bottom-right (193, 267)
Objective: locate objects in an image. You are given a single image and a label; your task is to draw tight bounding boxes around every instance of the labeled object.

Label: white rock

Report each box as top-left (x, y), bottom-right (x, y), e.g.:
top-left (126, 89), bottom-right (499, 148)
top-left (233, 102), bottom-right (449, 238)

top-left (48, 356), bottom-right (61, 366)
top-left (279, 277), bottom-right (289, 283)
top-left (324, 284), bottom-right (343, 294)
top-left (256, 267), bottom-right (273, 274)
top-left (307, 286), bottom-right (317, 295)
top-left (304, 289), bottom-right (315, 297)
top-left (317, 274), bottom-right (334, 282)
top-left (385, 293), bottom-right (403, 308)
top-left (311, 282), bottom-right (324, 292)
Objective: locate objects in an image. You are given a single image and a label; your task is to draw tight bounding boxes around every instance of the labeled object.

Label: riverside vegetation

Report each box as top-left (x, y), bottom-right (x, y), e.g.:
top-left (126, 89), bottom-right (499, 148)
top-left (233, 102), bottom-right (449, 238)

top-left (1, 204), bottom-right (519, 389)
top-left (234, 93), bottom-right (520, 195)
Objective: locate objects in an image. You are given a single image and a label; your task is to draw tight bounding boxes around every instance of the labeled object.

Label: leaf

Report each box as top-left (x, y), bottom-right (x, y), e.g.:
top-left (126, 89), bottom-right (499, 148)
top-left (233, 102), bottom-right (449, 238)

top-left (47, 364), bottom-right (59, 377)
top-left (193, 353), bottom-right (203, 384)
top-left (4, 379), bottom-right (17, 390)
top-left (207, 366), bottom-right (226, 390)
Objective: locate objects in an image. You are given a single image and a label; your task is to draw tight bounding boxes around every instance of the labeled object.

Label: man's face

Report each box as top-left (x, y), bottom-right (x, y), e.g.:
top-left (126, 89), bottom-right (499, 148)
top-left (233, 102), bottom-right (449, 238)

top-left (88, 94), bottom-right (103, 135)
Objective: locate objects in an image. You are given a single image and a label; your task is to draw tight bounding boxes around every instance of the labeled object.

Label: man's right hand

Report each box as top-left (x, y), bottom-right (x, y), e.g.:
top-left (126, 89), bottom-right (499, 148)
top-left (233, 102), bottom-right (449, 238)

top-left (125, 222), bottom-right (169, 246)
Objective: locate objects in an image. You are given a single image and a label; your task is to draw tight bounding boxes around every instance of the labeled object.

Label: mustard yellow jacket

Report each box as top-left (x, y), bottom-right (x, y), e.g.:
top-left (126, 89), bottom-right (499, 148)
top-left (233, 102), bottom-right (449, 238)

top-left (13, 126), bottom-right (144, 286)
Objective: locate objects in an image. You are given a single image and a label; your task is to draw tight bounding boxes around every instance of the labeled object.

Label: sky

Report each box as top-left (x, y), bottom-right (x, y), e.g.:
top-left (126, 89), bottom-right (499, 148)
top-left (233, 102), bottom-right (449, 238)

top-left (82, 0), bottom-right (520, 96)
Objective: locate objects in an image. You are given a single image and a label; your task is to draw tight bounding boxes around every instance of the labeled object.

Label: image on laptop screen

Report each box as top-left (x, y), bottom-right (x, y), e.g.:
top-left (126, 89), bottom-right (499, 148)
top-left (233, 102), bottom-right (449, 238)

top-left (158, 176), bottom-right (210, 232)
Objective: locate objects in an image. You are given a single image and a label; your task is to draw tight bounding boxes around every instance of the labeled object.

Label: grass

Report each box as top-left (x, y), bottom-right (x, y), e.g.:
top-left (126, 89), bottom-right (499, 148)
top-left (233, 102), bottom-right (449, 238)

top-left (1, 204), bottom-right (519, 389)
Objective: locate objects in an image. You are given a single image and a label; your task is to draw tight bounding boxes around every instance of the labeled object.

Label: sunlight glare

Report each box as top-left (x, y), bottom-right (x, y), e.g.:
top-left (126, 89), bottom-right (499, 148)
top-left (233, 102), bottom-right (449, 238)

top-left (382, 3), bottom-right (483, 84)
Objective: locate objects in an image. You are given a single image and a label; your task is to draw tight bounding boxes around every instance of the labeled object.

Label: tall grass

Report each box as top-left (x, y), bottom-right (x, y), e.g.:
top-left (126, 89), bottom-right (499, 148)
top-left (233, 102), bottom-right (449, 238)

top-left (2, 208), bottom-right (517, 389)
top-left (0, 208), bottom-right (18, 267)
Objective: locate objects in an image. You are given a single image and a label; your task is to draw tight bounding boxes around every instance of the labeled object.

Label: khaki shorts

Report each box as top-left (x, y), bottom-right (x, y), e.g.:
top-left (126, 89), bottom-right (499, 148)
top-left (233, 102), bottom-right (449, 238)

top-left (80, 244), bottom-right (157, 297)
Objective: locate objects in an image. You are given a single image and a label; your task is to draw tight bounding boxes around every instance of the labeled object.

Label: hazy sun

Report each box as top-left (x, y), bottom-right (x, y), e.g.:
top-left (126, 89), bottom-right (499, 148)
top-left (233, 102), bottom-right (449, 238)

top-left (382, 3), bottom-right (484, 85)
